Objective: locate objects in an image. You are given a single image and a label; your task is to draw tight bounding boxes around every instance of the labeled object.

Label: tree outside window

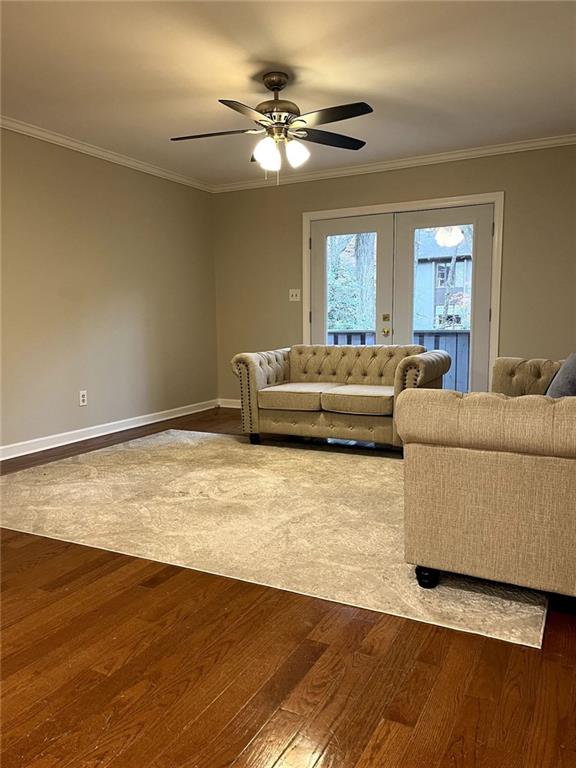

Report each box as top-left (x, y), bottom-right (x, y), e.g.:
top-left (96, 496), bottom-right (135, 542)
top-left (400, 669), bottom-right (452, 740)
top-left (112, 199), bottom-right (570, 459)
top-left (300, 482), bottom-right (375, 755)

top-left (326, 232), bottom-right (376, 332)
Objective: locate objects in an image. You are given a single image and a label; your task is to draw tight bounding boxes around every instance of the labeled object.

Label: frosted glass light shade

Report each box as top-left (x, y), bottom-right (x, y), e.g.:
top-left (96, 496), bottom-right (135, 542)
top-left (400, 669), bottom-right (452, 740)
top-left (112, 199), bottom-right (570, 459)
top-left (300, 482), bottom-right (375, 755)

top-left (254, 137), bottom-right (281, 171)
top-left (286, 139), bottom-right (310, 168)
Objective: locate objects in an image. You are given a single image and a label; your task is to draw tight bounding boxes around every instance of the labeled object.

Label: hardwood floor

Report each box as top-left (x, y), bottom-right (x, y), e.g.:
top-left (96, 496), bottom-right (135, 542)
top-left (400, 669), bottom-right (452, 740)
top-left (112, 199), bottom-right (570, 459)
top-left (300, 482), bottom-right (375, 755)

top-left (0, 407), bottom-right (243, 475)
top-left (0, 407), bottom-right (399, 477)
top-left (2, 408), bottom-right (576, 766)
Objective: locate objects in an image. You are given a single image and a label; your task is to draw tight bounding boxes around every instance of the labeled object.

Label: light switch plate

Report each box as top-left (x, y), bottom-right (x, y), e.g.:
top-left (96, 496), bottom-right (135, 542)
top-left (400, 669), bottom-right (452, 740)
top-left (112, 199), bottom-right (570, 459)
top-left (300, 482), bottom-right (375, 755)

top-left (289, 288), bottom-right (301, 302)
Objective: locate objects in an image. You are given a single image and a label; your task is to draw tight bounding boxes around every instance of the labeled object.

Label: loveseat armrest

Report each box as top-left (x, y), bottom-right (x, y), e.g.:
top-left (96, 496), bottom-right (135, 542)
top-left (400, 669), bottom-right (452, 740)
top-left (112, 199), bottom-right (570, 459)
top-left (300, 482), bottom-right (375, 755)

top-left (391, 350), bottom-right (451, 447)
top-left (491, 357), bottom-right (562, 396)
top-left (394, 350), bottom-right (452, 397)
top-left (395, 389), bottom-right (576, 459)
top-left (231, 349), bottom-right (290, 434)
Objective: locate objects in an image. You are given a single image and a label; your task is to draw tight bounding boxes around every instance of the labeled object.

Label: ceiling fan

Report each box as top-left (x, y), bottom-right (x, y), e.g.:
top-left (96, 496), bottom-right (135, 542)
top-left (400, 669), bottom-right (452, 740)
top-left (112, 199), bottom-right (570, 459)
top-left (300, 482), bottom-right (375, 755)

top-left (170, 71), bottom-right (373, 172)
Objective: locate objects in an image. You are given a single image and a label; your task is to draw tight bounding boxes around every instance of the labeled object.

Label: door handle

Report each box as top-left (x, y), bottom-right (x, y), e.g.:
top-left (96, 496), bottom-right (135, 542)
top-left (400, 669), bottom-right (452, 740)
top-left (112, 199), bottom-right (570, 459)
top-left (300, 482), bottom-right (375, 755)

top-left (382, 328), bottom-right (391, 337)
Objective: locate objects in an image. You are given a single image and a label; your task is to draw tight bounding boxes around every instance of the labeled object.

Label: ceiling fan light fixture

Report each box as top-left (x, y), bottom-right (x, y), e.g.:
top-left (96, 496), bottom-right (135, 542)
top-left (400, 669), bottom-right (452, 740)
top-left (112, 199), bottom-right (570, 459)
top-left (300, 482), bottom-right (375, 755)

top-left (254, 136), bottom-right (281, 171)
top-left (285, 139), bottom-right (310, 168)
top-left (171, 72), bottom-right (373, 180)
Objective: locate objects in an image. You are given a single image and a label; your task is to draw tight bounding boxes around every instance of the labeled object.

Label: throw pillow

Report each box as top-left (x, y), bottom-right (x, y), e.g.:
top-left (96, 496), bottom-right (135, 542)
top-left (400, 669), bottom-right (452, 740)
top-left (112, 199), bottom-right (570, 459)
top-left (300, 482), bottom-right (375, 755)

top-left (546, 352), bottom-right (576, 397)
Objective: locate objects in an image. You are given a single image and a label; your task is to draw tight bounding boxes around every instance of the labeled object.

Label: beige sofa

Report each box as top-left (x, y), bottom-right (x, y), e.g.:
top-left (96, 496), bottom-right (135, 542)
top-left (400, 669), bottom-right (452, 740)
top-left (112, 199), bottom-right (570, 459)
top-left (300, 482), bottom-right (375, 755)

top-left (396, 357), bottom-right (576, 596)
top-left (231, 344), bottom-right (451, 447)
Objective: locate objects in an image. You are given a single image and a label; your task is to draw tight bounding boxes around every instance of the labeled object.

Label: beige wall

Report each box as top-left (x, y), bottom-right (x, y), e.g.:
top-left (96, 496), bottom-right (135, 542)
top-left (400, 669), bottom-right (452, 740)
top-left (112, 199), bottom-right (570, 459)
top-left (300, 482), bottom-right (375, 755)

top-left (2, 134), bottom-right (574, 445)
top-left (1, 130), bottom-right (216, 445)
top-left (214, 146), bottom-right (576, 399)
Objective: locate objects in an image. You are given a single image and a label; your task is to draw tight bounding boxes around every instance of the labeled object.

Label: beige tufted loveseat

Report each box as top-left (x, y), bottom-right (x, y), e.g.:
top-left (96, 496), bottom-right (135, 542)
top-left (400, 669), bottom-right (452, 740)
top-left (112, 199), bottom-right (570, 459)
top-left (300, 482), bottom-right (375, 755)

top-left (396, 356), bottom-right (576, 595)
top-left (231, 344), bottom-right (451, 447)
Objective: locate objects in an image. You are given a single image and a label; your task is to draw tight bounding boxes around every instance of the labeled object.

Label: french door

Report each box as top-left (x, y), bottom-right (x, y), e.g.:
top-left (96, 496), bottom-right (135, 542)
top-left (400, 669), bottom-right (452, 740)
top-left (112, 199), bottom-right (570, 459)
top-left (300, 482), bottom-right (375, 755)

top-left (310, 203), bottom-right (495, 391)
top-left (310, 215), bottom-right (394, 346)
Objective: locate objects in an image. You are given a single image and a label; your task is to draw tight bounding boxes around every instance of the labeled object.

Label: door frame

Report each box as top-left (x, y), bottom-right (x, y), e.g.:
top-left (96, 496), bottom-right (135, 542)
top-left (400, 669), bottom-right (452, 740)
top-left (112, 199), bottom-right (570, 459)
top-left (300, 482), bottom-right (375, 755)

top-left (302, 192), bottom-right (504, 386)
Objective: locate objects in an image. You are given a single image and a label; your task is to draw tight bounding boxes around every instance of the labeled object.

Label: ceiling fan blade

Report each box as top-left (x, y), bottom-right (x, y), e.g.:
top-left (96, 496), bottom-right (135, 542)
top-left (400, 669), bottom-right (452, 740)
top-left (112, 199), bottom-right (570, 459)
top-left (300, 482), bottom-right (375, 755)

top-left (219, 99), bottom-right (272, 125)
top-left (297, 128), bottom-right (366, 150)
top-left (292, 102), bottom-right (372, 128)
top-left (170, 129), bottom-right (251, 142)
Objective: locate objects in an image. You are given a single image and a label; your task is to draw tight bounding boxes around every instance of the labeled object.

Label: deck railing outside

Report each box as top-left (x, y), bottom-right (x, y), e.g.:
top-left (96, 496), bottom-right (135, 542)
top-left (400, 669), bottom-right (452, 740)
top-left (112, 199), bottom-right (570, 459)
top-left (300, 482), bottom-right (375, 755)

top-left (327, 330), bottom-right (376, 345)
top-left (412, 330), bottom-right (470, 392)
top-left (327, 329), bottom-right (470, 392)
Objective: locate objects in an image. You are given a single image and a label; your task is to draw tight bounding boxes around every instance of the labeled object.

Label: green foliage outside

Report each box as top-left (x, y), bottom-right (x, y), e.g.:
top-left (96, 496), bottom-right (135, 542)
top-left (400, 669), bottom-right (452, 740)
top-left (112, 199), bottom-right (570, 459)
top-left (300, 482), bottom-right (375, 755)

top-left (326, 233), bottom-right (376, 332)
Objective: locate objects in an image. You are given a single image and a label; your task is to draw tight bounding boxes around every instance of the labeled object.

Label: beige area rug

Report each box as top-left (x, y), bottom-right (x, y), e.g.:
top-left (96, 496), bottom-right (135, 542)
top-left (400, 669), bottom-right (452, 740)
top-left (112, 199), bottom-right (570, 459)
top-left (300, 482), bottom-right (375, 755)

top-left (1, 430), bottom-right (547, 647)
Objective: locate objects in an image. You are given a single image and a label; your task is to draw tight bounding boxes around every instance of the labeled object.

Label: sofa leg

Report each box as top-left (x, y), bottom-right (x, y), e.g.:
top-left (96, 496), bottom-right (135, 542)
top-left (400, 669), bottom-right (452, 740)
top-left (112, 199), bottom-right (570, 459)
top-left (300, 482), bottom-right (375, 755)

top-left (415, 566), bottom-right (440, 589)
top-left (249, 434), bottom-right (261, 445)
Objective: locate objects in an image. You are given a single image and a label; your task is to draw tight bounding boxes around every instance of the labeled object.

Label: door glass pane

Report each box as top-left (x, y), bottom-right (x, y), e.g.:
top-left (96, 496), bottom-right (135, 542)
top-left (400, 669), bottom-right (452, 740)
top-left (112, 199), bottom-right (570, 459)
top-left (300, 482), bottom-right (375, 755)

top-left (325, 232), bottom-right (377, 345)
top-left (412, 225), bottom-right (473, 391)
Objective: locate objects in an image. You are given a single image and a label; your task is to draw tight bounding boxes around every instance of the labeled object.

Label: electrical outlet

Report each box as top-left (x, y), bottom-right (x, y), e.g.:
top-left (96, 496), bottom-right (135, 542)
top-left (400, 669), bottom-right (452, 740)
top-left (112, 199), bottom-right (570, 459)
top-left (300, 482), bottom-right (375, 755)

top-left (79, 390), bottom-right (88, 407)
top-left (289, 288), bottom-right (301, 302)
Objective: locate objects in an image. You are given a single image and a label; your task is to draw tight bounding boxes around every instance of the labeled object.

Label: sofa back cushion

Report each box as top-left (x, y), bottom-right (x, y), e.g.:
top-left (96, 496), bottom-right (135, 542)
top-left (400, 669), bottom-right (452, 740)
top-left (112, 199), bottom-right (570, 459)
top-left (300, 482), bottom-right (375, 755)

top-left (491, 357), bottom-right (562, 396)
top-left (289, 345), bottom-right (425, 386)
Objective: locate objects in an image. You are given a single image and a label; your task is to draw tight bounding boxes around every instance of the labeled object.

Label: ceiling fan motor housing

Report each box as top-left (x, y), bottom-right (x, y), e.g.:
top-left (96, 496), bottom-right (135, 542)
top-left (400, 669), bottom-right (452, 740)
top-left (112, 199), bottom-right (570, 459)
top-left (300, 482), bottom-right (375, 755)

top-left (255, 98), bottom-right (301, 121)
top-left (257, 72), bottom-right (300, 126)
top-left (262, 71), bottom-right (290, 92)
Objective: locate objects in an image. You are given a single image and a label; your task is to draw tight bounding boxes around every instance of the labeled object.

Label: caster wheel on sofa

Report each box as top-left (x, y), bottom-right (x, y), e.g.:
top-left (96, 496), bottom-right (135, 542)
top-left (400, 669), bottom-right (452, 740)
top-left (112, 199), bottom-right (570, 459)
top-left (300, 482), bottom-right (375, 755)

top-left (415, 566), bottom-right (440, 589)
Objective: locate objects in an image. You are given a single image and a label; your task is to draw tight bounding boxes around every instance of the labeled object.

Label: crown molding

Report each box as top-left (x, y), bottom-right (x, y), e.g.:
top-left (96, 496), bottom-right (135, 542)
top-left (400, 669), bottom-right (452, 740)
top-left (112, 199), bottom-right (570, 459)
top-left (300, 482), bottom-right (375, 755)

top-left (0, 116), bottom-right (212, 192)
top-left (2, 115), bottom-right (574, 195)
top-left (213, 133), bottom-right (576, 192)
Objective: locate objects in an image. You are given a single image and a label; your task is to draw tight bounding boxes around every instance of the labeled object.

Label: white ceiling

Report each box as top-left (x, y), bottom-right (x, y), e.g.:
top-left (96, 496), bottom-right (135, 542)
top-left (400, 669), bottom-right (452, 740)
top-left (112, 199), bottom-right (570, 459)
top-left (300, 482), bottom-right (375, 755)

top-left (2, 1), bottom-right (575, 188)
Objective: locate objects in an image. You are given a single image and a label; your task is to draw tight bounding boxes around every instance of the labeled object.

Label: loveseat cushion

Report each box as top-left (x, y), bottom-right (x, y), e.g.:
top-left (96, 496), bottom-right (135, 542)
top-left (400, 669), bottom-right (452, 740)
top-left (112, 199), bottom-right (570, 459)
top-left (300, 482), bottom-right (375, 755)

top-left (321, 384), bottom-right (395, 416)
top-left (258, 382), bottom-right (340, 411)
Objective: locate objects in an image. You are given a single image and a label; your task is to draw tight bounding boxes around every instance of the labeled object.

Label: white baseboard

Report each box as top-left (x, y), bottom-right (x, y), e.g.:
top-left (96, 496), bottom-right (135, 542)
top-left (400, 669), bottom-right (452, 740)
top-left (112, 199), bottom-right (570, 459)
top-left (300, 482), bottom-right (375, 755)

top-left (217, 398), bottom-right (241, 408)
top-left (0, 399), bottom-right (220, 461)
